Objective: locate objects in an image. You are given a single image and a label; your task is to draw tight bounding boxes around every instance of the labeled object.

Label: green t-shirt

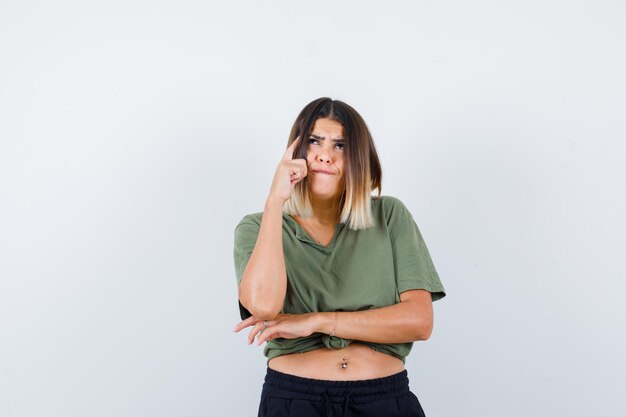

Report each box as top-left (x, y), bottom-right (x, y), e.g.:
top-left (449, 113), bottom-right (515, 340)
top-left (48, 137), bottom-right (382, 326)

top-left (233, 195), bottom-right (446, 365)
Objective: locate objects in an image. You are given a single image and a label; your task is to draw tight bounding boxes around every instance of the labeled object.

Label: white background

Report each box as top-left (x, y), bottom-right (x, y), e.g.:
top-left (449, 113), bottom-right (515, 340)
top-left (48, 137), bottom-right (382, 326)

top-left (1, 1), bottom-right (624, 416)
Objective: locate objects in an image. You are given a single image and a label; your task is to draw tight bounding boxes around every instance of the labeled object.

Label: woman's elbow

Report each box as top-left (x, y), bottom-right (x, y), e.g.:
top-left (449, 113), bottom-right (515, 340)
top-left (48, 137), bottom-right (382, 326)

top-left (248, 304), bottom-right (282, 321)
top-left (415, 319), bottom-right (434, 341)
top-left (238, 289), bottom-right (282, 320)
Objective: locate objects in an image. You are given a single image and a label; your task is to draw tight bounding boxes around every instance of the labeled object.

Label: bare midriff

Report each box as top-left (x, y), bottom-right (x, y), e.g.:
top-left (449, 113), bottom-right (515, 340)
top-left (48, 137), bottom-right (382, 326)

top-left (267, 342), bottom-right (405, 381)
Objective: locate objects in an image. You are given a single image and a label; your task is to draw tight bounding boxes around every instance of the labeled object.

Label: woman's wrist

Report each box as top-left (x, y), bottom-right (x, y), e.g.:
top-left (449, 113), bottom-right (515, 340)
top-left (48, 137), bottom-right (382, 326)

top-left (265, 194), bottom-right (285, 208)
top-left (315, 312), bottom-right (338, 336)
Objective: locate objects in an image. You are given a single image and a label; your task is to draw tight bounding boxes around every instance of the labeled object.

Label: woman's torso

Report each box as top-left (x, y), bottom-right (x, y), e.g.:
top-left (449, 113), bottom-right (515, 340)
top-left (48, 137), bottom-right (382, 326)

top-left (269, 214), bottom-right (404, 380)
top-left (268, 342), bottom-right (405, 380)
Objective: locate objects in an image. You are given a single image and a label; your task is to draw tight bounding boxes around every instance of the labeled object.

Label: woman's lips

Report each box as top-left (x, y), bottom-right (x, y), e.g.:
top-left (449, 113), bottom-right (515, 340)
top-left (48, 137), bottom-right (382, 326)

top-left (312, 170), bottom-right (334, 175)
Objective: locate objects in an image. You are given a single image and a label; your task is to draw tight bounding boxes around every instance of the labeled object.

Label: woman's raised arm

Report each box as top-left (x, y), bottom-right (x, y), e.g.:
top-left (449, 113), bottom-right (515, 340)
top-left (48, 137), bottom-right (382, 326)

top-left (237, 137), bottom-right (307, 320)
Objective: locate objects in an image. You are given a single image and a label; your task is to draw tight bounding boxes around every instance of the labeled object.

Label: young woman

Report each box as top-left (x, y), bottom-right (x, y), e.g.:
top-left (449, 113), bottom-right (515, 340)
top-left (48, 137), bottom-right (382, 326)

top-left (233, 97), bottom-right (446, 417)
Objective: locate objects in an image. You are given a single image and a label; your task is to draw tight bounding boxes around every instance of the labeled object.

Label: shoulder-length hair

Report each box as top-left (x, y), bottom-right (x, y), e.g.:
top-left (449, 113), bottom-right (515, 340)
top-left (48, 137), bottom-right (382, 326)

top-left (282, 97), bottom-right (382, 230)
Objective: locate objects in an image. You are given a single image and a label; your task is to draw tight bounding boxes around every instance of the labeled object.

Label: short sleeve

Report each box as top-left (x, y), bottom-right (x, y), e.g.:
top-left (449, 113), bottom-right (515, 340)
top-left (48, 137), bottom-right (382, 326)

top-left (385, 197), bottom-right (446, 302)
top-left (233, 215), bottom-right (261, 320)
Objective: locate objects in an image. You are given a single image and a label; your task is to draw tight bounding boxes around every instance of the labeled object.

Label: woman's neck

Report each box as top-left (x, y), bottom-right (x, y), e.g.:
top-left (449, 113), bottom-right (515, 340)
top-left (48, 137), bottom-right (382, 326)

top-left (308, 194), bottom-right (342, 225)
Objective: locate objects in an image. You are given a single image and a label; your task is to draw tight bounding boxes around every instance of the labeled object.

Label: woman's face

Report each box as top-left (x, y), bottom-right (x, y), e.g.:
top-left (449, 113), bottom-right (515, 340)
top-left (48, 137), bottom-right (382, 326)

top-left (306, 118), bottom-right (346, 200)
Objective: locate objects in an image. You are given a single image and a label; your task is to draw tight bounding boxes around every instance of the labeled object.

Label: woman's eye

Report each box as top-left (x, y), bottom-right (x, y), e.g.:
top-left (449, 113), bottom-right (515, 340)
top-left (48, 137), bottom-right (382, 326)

top-left (308, 138), bottom-right (344, 150)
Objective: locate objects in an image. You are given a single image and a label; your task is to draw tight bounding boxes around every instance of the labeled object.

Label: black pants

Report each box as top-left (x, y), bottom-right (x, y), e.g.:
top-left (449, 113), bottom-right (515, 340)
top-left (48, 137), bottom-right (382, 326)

top-left (258, 367), bottom-right (427, 417)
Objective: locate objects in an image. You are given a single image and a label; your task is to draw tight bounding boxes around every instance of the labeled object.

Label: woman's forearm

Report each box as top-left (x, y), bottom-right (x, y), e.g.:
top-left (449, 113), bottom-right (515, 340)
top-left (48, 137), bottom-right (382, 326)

top-left (314, 300), bottom-right (433, 344)
top-left (238, 197), bottom-right (287, 320)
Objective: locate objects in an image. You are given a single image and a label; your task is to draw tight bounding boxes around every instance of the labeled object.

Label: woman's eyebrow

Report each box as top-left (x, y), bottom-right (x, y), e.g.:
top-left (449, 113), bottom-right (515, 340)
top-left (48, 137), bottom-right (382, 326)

top-left (310, 134), bottom-right (345, 142)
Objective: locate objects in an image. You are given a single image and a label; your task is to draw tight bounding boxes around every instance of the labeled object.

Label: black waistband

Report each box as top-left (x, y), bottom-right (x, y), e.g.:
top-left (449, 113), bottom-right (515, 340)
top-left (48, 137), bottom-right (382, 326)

top-left (263, 367), bottom-right (410, 402)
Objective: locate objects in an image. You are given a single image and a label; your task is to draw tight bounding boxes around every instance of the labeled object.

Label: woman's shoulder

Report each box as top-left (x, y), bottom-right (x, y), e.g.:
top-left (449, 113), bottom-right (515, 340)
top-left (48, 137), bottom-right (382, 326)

top-left (372, 194), bottom-right (411, 213)
top-left (235, 210), bottom-right (295, 230)
top-left (371, 195), bottom-right (416, 228)
top-left (235, 211), bottom-right (263, 230)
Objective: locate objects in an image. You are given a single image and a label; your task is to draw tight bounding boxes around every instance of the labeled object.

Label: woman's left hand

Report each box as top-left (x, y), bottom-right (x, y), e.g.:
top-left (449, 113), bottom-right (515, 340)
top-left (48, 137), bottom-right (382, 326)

top-left (233, 313), bottom-right (319, 346)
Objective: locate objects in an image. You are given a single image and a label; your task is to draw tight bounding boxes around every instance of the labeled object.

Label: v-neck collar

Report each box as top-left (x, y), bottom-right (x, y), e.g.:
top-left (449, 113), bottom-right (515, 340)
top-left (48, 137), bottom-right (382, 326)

top-left (283, 213), bottom-right (346, 251)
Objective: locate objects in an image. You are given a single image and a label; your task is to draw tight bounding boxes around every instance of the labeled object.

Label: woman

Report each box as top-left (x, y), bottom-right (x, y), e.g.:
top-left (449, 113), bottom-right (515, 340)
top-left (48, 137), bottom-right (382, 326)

top-left (233, 97), bottom-right (446, 417)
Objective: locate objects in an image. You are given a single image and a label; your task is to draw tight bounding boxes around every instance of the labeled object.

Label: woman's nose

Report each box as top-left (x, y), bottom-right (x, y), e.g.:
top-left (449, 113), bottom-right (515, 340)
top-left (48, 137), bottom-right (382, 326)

top-left (317, 153), bottom-right (330, 163)
top-left (316, 148), bottom-right (331, 163)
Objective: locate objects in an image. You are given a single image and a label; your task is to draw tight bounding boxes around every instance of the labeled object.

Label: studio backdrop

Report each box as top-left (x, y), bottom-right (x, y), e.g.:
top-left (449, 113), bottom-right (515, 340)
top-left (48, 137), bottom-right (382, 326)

top-left (1, 1), bottom-right (624, 417)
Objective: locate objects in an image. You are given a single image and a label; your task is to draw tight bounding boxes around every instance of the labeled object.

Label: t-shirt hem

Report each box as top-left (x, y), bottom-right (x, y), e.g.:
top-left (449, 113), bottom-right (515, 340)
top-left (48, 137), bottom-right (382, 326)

top-left (265, 344), bottom-right (408, 365)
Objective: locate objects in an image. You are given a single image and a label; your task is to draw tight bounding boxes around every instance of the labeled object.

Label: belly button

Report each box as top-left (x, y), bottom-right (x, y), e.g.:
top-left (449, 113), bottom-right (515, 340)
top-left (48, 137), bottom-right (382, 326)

top-left (341, 357), bottom-right (348, 369)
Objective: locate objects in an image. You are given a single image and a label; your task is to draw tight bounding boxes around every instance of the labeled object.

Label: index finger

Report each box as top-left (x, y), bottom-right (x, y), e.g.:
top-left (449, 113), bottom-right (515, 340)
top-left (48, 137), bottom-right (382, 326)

top-left (232, 315), bottom-right (258, 332)
top-left (282, 136), bottom-right (301, 161)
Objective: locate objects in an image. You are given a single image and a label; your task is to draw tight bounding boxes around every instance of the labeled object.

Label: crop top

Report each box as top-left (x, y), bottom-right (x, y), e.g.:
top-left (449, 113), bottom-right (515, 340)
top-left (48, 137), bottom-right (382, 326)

top-left (233, 195), bottom-right (446, 365)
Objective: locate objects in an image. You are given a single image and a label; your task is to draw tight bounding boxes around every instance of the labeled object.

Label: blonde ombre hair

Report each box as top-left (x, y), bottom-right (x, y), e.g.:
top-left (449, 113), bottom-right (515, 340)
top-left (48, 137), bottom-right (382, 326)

top-left (282, 98), bottom-right (382, 230)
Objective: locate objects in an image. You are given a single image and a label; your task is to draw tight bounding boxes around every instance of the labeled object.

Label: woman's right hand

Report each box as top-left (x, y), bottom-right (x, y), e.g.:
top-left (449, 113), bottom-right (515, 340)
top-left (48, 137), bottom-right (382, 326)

top-left (268, 136), bottom-right (308, 203)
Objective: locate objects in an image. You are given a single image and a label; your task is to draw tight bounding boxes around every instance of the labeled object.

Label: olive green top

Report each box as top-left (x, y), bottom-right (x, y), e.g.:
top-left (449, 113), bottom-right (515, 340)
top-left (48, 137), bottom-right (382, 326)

top-left (233, 195), bottom-right (446, 365)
